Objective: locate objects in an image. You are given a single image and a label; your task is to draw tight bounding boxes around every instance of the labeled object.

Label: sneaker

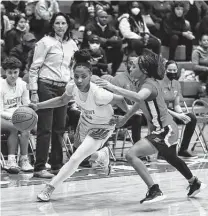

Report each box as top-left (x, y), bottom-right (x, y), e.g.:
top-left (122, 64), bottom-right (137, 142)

top-left (187, 177), bottom-right (206, 197)
top-left (6, 159), bottom-right (21, 174)
top-left (140, 184), bottom-right (166, 204)
top-left (89, 147), bottom-right (111, 175)
top-left (19, 157), bottom-right (34, 172)
top-left (178, 150), bottom-right (198, 159)
top-left (33, 170), bottom-right (54, 179)
top-left (37, 184), bottom-right (55, 202)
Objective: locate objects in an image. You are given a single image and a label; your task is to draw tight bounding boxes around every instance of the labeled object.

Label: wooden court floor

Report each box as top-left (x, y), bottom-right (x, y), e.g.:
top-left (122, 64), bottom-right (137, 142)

top-left (1, 165), bottom-right (208, 216)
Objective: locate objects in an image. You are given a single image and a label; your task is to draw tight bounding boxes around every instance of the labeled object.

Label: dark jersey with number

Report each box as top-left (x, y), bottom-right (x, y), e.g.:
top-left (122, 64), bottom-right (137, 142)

top-left (138, 78), bottom-right (174, 132)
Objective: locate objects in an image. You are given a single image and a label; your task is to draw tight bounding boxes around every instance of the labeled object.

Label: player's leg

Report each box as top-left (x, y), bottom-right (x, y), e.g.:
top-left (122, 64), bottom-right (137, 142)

top-left (18, 131), bottom-right (33, 172)
top-left (126, 138), bottom-right (165, 204)
top-left (1, 118), bottom-right (20, 173)
top-left (88, 128), bottom-right (113, 175)
top-left (154, 124), bottom-right (206, 198)
top-left (37, 135), bottom-right (104, 201)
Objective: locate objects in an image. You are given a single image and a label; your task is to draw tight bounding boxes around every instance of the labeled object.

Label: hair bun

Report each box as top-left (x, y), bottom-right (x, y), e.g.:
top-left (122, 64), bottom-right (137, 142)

top-left (74, 49), bottom-right (91, 63)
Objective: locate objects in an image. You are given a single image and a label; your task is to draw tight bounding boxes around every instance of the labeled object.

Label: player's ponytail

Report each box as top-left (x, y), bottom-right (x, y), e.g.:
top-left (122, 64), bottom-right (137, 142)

top-left (138, 49), bottom-right (166, 80)
top-left (73, 49), bottom-right (92, 71)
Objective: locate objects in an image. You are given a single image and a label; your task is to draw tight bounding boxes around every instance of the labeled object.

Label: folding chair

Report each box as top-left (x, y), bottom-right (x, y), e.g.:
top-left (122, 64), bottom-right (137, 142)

top-left (109, 125), bottom-right (134, 161)
top-left (62, 129), bottom-right (74, 158)
top-left (190, 99), bottom-right (208, 153)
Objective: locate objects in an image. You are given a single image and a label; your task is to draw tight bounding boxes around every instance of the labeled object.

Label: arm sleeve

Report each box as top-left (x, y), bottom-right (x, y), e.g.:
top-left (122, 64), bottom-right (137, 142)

top-left (21, 81), bottom-right (30, 105)
top-left (65, 81), bottom-right (75, 97)
top-left (119, 17), bottom-right (140, 39)
top-left (94, 88), bottom-right (114, 105)
top-left (29, 39), bottom-right (50, 90)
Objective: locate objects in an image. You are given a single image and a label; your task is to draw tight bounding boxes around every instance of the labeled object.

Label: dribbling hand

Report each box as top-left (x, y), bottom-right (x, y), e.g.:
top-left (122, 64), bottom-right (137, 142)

top-left (28, 103), bottom-right (38, 111)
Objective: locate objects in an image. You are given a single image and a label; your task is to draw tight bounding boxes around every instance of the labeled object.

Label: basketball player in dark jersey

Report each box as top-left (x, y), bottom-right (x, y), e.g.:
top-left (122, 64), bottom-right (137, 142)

top-left (96, 49), bottom-right (206, 204)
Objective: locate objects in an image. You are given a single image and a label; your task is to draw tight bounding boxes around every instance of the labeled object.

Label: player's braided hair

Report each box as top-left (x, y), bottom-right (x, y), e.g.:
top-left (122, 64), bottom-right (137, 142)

top-left (74, 49), bottom-right (92, 71)
top-left (138, 49), bottom-right (166, 80)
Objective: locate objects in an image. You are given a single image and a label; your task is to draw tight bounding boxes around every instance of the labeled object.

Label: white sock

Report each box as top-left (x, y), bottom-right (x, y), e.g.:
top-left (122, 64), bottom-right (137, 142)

top-left (8, 155), bottom-right (16, 161)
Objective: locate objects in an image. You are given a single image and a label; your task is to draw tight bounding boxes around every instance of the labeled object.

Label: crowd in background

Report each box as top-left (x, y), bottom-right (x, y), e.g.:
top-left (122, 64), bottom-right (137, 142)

top-left (1, 0), bottom-right (208, 177)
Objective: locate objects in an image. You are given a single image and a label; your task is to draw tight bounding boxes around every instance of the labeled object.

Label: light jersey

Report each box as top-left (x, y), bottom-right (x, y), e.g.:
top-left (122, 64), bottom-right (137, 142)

top-left (0, 78), bottom-right (30, 114)
top-left (65, 81), bottom-right (114, 125)
top-left (138, 78), bottom-right (174, 133)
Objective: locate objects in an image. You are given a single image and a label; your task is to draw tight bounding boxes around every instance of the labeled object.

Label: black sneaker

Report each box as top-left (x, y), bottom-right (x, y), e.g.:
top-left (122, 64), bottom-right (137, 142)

top-left (187, 177), bottom-right (205, 197)
top-left (178, 150), bottom-right (198, 159)
top-left (140, 184), bottom-right (166, 204)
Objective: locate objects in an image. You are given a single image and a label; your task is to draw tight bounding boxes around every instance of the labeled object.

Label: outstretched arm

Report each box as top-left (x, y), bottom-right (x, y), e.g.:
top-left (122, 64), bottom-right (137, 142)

top-left (96, 79), bottom-right (151, 103)
top-left (30, 93), bottom-right (72, 111)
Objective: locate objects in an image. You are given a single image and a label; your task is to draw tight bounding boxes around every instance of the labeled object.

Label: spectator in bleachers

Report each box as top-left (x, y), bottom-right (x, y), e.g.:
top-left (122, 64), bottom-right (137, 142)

top-left (111, 52), bottom-right (143, 143)
top-left (83, 9), bottom-right (123, 76)
top-left (1, 3), bottom-right (11, 62)
top-left (87, 34), bottom-right (108, 77)
top-left (0, 57), bottom-right (34, 173)
top-left (162, 1), bottom-right (195, 61)
top-left (29, 12), bottom-right (78, 178)
top-left (10, 32), bottom-right (36, 78)
top-left (148, 1), bottom-right (173, 39)
top-left (1, 3), bottom-right (11, 39)
top-left (118, 1), bottom-right (161, 55)
top-left (197, 14), bottom-right (208, 40)
top-left (35, 0), bottom-right (59, 21)
top-left (4, 14), bottom-right (28, 55)
top-left (30, 0), bottom-right (59, 41)
top-left (71, 1), bottom-right (95, 32)
top-left (184, 0), bottom-right (208, 36)
top-left (2, 0), bottom-right (26, 20)
top-left (160, 60), bottom-right (197, 158)
top-left (192, 33), bottom-right (208, 95)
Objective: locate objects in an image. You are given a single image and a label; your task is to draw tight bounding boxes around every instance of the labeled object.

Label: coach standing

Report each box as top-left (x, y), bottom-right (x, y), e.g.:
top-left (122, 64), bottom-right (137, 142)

top-left (29, 12), bottom-right (78, 178)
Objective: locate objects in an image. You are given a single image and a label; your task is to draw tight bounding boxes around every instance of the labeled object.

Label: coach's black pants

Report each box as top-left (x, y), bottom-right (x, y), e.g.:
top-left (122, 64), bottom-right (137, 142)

top-left (34, 81), bottom-right (67, 172)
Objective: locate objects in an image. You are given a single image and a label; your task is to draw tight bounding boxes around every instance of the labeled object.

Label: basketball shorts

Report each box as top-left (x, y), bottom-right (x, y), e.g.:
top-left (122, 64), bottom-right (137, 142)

top-left (73, 117), bottom-right (115, 149)
top-left (145, 122), bottom-right (179, 151)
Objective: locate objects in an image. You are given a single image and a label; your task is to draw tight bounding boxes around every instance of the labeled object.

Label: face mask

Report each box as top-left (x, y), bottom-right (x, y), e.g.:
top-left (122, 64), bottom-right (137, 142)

top-left (89, 43), bottom-right (100, 50)
top-left (166, 72), bottom-right (178, 81)
top-left (131, 8), bottom-right (140, 16)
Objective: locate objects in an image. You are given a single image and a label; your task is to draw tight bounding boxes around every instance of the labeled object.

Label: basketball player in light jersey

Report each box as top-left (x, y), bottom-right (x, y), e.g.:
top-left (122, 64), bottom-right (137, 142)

top-left (29, 50), bottom-right (128, 201)
top-left (96, 49), bottom-right (206, 204)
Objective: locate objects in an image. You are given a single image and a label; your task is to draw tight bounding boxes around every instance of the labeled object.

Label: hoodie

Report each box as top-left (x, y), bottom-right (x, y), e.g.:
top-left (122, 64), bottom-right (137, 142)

top-left (192, 45), bottom-right (208, 72)
top-left (118, 13), bottom-right (149, 40)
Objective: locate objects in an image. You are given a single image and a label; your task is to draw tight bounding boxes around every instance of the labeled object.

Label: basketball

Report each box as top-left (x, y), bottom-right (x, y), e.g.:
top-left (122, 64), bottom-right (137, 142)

top-left (12, 107), bottom-right (38, 131)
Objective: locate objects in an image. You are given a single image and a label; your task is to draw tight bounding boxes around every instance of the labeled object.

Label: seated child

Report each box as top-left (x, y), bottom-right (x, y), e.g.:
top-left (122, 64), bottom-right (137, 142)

top-left (0, 57), bottom-right (33, 173)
